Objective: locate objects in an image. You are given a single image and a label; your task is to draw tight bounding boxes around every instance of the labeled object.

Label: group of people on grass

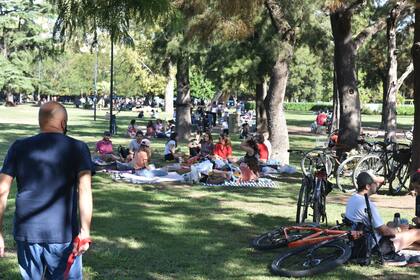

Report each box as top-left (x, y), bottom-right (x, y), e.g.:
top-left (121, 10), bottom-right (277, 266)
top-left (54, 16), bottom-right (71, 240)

top-left (1, 101), bottom-right (420, 280)
top-left (94, 125), bottom-right (274, 183)
top-left (126, 119), bottom-right (173, 139)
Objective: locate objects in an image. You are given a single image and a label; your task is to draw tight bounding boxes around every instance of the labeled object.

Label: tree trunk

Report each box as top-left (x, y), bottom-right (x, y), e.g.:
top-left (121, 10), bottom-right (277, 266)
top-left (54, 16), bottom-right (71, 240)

top-left (383, 5), bottom-right (400, 142)
top-left (380, 74), bottom-right (388, 129)
top-left (331, 10), bottom-right (361, 151)
top-left (331, 69), bottom-right (340, 133)
top-left (265, 54), bottom-right (291, 164)
top-left (264, 0), bottom-right (296, 164)
top-left (411, 0), bottom-right (420, 173)
top-left (256, 77), bottom-right (268, 133)
top-left (6, 92), bottom-right (13, 103)
top-left (165, 59), bottom-right (176, 121)
top-left (175, 51), bottom-right (191, 142)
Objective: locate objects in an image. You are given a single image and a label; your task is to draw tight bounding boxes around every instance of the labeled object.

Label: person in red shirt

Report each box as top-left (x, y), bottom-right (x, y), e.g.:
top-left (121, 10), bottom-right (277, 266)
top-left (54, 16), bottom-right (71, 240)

top-left (95, 131), bottom-right (120, 162)
top-left (213, 134), bottom-right (234, 162)
top-left (255, 134), bottom-right (269, 163)
top-left (316, 111), bottom-right (328, 126)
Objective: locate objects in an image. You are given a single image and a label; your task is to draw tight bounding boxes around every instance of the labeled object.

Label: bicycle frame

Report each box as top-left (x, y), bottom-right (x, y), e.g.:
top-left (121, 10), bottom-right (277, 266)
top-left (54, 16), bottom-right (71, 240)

top-left (284, 226), bottom-right (345, 248)
top-left (282, 226), bottom-right (362, 249)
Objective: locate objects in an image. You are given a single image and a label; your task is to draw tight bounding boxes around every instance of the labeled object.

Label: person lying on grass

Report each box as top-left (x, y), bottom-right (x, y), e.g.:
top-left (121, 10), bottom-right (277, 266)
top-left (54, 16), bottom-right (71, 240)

top-left (346, 171), bottom-right (420, 266)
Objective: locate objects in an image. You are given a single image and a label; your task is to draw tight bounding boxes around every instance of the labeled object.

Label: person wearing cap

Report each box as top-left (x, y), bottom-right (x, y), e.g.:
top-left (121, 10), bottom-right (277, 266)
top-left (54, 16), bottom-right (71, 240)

top-left (117, 139), bottom-right (151, 171)
top-left (346, 171), bottom-right (420, 265)
top-left (132, 139), bottom-right (152, 170)
top-left (95, 131), bottom-right (120, 162)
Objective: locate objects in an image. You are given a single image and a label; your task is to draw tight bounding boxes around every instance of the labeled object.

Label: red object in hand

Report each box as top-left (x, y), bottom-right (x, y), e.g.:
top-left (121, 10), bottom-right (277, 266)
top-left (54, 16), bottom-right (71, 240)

top-left (64, 236), bottom-right (92, 280)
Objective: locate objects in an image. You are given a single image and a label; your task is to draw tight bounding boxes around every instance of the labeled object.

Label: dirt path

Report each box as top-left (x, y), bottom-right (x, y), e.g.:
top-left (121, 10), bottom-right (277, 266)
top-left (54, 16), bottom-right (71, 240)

top-left (327, 192), bottom-right (416, 210)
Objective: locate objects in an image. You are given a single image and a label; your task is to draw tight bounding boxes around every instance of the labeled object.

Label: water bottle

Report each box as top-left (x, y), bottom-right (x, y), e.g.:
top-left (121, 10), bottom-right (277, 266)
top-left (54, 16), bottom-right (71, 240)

top-left (393, 213), bottom-right (401, 227)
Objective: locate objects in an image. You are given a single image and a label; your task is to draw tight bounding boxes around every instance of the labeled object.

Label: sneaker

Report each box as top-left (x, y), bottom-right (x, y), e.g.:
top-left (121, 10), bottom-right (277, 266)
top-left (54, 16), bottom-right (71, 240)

top-left (406, 255), bottom-right (420, 267)
top-left (383, 252), bottom-right (407, 267)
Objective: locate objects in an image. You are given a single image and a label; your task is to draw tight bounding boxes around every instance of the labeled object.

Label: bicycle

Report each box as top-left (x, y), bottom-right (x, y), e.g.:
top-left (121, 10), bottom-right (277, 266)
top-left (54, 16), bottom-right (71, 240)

top-left (290, 150), bottom-right (332, 225)
top-left (353, 141), bottom-right (411, 194)
top-left (300, 137), bottom-right (377, 193)
top-left (335, 139), bottom-right (382, 193)
top-left (271, 195), bottom-right (383, 277)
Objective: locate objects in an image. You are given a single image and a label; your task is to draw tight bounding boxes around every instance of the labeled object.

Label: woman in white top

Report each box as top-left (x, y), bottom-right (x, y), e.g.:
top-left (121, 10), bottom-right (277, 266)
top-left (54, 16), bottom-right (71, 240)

top-left (164, 132), bottom-right (178, 161)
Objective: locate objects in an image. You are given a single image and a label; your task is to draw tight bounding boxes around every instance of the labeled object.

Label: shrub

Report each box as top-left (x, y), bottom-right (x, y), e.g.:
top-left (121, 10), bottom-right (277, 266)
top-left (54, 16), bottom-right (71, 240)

top-left (245, 101), bottom-right (256, 111)
top-left (361, 106), bottom-right (375, 115)
top-left (397, 105), bottom-right (414, 115)
top-left (283, 102), bottom-right (333, 112)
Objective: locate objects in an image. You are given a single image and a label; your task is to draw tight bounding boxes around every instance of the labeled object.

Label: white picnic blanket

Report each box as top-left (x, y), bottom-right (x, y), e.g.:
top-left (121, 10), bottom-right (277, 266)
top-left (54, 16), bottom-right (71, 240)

top-left (112, 172), bottom-right (184, 184)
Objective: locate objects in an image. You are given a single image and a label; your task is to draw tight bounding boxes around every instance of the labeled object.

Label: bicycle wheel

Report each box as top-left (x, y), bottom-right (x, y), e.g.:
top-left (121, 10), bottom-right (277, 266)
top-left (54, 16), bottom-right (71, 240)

top-left (353, 155), bottom-right (386, 187)
top-left (301, 149), bottom-right (333, 177)
top-left (390, 162), bottom-right (410, 194)
top-left (336, 155), bottom-right (361, 193)
top-left (312, 179), bottom-right (325, 224)
top-left (296, 176), bottom-right (312, 224)
top-left (251, 227), bottom-right (315, 251)
top-left (271, 241), bottom-right (352, 277)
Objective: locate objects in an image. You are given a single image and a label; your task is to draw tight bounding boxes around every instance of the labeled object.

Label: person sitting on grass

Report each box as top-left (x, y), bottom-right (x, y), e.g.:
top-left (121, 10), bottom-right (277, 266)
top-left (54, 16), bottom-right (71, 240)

top-left (95, 131), bottom-right (120, 162)
top-left (200, 131), bottom-right (214, 157)
top-left (117, 139), bottom-right (151, 170)
top-left (188, 134), bottom-right (201, 158)
top-left (185, 132), bottom-right (214, 165)
top-left (126, 131), bottom-right (144, 160)
top-left (155, 119), bottom-right (166, 138)
top-left (240, 122), bottom-right (250, 139)
top-left (213, 134), bottom-right (234, 162)
top-left (345, 171), bottom-right (420, 266)
top-left (263, 132), bottom-right (272, 160)
top-left (116, 139), bottom-right (167, 177)
top-left (239, 138), bottom-right (260, 181)
top-left (146, 120), bottom-right (156, 138)
top-left (205, 138), bottom-right (260, 184)
top-left (254, 134), bottom-right (269, 163)
top-left (164, 133), bottom-right (178, 161)
top-left (127, 119), bottom-right (138, 138)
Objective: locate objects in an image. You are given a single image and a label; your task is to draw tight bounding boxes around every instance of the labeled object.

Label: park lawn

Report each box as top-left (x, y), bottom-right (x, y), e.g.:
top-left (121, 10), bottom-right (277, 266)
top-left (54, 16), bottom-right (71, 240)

top-left (0, 104), bottom-right (418, 279)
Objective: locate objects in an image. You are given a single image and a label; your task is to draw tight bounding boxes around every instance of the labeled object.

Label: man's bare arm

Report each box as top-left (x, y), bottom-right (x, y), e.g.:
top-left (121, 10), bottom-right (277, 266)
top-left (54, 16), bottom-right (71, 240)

top-left (75, 170), bottom-right (92, 256)
top-left (0, 173), bottom-right (13, 257)
top-left (78, 170), bottom-right (92, 237)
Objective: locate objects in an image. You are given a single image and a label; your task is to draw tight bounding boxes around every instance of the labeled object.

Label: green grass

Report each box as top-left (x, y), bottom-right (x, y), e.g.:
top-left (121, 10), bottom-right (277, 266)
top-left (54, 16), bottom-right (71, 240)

top-left (0, 104), bottom-right (418, 279)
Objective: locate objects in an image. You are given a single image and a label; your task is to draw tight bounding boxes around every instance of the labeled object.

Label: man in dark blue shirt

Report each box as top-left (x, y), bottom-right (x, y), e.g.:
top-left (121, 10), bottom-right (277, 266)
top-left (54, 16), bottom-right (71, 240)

top-left (0, 101), bottom-right (93, 279)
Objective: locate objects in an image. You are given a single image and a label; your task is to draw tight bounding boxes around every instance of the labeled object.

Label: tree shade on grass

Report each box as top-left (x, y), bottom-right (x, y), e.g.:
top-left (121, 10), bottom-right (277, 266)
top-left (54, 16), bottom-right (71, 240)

top-left (0, 105), bottom-right (418, 279)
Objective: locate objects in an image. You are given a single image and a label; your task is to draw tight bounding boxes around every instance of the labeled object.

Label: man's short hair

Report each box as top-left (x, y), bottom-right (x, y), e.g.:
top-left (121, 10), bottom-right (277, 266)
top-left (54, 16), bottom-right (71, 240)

top-left (356, 171), bottom-right (384, 191)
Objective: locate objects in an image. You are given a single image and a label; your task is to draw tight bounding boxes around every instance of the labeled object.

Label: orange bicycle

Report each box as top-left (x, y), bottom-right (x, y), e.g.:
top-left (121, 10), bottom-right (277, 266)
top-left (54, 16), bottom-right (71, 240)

top-left (252, 194), bottom-right (385, 277)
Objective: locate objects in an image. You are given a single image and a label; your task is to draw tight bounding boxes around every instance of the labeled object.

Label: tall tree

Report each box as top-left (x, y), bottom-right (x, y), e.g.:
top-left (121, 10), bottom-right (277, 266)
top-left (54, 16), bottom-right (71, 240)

top-left (330, 0), bottom-right (387, 150)
top-left (412, 0), bottom-right (420, 173)
top-left (383, 1), bottom-right (413, 141)
top-left (0, 0), bottom-right (54, 102)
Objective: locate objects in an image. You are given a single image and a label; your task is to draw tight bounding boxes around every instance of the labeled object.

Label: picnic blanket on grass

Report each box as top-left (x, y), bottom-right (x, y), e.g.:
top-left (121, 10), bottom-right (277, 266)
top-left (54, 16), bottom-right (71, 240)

top-left (112, 171), bottom-right (184, 184)
top-left (202, 178), bottom-right (277, 188)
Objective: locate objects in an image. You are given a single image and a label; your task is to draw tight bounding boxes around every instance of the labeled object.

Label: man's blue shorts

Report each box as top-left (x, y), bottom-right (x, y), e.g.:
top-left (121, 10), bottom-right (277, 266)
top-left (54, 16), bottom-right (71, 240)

top-left (16, 241), bottom-right (83, 280)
